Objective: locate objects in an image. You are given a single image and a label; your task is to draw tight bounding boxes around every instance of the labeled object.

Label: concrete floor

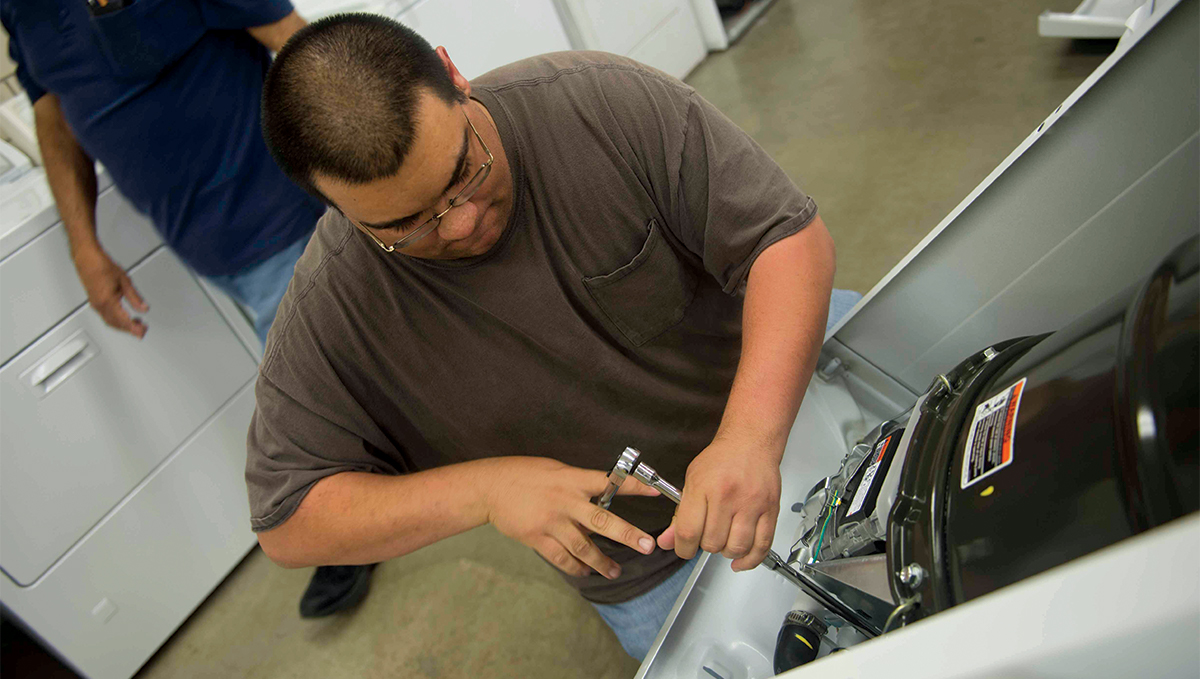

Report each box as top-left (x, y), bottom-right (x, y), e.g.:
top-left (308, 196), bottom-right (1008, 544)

top-left (129, 2), bottom-right (1111, 678)
top-left (687, 0), bottom-right (1113, 294)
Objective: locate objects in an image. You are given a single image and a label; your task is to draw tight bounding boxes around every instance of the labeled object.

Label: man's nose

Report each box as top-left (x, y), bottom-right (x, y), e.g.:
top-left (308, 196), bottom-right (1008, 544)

top-left (436, 201), bottom-right (481, 241)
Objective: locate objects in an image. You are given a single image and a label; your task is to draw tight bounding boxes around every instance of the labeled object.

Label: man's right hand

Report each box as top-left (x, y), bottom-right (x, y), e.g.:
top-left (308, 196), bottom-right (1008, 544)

top-left (482, 457), bottom-right (661, 580)
top-left (73, 245), bottom-right (149, 338)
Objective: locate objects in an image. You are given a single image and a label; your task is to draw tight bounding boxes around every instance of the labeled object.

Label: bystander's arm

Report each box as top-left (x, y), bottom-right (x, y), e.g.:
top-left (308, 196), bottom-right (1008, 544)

top-left (247, 10), bottom-right (307, 53)
top-left (34, 94), bottom-right (149, 337)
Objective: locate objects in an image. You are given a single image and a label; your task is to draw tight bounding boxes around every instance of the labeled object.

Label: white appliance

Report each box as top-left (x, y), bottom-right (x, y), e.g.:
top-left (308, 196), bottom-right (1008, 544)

top-left (386, 0), bottom-right (571, 79)
top-left (0, 137), bottom-right (31, 183)
top-left (638, 0), bottom-right (1199, 676)
top-left (294, 0), bottom-right (574, 80)
top-left (691, 0), bottom-right (780, 50)
top-left (0, 92), bottom-right (41, 165)
top-left (292, 0), bottom-right (711, 82)
top-left (0, 172), bottom-right (263, 679)
top-left (0, 139), bottom-right (53, 233)
top-left (555, 0), bottom-right (709, 80)
top-left (1039, 0), bottom-right (1144, 38)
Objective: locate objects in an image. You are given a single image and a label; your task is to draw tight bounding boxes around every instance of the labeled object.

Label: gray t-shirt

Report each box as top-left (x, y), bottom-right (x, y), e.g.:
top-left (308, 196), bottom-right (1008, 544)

top-left (246, 52), bottom-right (817, 603)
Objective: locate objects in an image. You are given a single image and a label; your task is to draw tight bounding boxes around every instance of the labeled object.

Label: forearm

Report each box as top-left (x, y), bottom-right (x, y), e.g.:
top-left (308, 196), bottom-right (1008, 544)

top-left (33, 95), bottom-right (100, 259)
top-left (257, 458), bottom-right (500, 568)
top-left (717, 216), bottom-right (836, 456)
top-left (247, 10), bottom-right (306, 52)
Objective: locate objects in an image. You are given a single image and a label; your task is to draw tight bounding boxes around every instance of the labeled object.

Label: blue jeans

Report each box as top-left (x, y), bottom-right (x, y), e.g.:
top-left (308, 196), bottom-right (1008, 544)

top-left (827, 288), bottom-right (862, 333)
top-left (592, 557), bottom-right (700, 662)
top-left (591, 288), bottom-right (862, 661)
top-left (206, 233), bottom-right (313, 346)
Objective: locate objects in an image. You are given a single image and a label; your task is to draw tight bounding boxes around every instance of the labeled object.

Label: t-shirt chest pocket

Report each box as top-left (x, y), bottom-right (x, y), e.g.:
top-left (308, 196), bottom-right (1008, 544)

top-left (582, 219), bottom-right (698, 346)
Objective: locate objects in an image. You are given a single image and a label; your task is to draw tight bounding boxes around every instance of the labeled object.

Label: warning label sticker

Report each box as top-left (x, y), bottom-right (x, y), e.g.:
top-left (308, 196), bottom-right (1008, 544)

top-left (848, 434), bottom-right (893, 516)
top-left (961, 377), bottom-right (1026, 489)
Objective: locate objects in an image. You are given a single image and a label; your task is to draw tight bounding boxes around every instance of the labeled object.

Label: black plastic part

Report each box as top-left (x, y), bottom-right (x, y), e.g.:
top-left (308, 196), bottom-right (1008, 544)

top-left (840, 429), bottom-right (904, 526)
top-left (774, 620), bottom-right (822, 674)
top-left (943, 238), bottom-right (1198, 609)
top-left (889, 236), bottom-right (1199, 619)
top-left (1114, 237), bottom-right (1200, 530)
top-left (886, 335), bottom-right (1043, 618)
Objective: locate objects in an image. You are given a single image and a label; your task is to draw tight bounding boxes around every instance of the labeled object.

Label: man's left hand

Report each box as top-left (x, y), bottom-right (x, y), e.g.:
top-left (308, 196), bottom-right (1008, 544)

top-left (656, 435), bottom-right (782, 572)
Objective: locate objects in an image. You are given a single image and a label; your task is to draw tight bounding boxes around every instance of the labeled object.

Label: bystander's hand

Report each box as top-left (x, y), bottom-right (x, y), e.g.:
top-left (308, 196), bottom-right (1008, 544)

top-left (656, 434), bottom-right (783, 572)
top-left (72, 244), bottom-right (149, 339)
top-left (483, 457), bottom-right (661, 580)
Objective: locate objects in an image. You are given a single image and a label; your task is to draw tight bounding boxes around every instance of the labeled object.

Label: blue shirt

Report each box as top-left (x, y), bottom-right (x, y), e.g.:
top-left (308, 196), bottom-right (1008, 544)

top-left (1, 0), bottom-right (324, 277)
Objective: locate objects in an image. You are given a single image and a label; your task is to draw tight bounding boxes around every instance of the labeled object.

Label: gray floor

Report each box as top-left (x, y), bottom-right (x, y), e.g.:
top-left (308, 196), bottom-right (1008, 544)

top-left (135, 2), bottom-right (1110, 677)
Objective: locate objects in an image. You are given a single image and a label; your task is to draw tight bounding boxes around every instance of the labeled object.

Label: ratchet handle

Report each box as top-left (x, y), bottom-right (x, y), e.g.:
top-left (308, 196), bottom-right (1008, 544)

top-left (631, 462), bottom-right (682, 504)
top-left (633, 458), bottom-right (786, 568)
top-left (625, 450), bottom-right (869, 632)
top-left (595, 480), bottom-right (621, 510)
top-left (655, 478), bottom-right (682, 504)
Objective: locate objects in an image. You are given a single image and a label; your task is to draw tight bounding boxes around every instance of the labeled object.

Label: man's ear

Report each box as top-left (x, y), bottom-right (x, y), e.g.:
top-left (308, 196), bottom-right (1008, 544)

top-left (435, 46), bottom-right (471, 98)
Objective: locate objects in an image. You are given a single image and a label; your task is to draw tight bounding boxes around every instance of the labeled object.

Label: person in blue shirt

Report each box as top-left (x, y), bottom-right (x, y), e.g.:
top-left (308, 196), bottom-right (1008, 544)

top-left (1, 0), bottom-right (374, 619)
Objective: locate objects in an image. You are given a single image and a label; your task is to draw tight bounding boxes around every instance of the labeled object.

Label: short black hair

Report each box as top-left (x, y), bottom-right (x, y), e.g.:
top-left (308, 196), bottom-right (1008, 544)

top-left (262, 13), bottom-right (466, 203)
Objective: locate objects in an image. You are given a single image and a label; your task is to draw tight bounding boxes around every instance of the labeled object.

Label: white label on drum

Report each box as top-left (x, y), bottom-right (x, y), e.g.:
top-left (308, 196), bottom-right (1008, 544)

top-left (961, 378), bottom-right (1026, 489)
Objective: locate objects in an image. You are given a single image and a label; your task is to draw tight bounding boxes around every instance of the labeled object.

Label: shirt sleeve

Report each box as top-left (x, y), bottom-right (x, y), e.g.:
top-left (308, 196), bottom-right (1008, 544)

top-left (672, 90), bottom-right (818, 293)
top-left (198, 0), bottom-right (294, 30)
top-left (1, 11), bottom-right (48, 104)
top-left (246, 361), bottom-right (401, 533)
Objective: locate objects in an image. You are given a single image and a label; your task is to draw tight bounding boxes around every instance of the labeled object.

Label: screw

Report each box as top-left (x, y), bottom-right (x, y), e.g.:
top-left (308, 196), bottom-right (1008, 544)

top-left (899, 563), bottom-right (926, 588)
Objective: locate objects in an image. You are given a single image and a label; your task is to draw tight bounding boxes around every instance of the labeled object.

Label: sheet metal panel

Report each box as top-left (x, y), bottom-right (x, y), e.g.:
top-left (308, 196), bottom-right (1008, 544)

top-left (830, 0), bottom-right (1199, 392)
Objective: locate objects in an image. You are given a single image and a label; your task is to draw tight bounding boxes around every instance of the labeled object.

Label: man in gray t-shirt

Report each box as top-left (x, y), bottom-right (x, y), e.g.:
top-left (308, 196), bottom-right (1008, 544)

top-left (251, 15), bottom-right (835, 658)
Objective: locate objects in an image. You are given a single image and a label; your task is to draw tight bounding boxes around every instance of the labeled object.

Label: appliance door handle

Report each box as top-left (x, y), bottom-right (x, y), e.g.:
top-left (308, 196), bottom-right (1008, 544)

top-left (24, 332), bottom-right (98, 398)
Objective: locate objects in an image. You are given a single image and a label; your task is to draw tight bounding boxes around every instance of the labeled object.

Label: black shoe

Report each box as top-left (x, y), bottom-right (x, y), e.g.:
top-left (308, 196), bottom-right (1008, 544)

top-left (299, 564), bottom-right (377, 619)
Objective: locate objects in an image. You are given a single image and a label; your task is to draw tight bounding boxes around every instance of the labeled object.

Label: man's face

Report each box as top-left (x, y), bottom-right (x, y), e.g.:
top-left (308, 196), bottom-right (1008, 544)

top-left (314, 90), bottom-right (509, 260)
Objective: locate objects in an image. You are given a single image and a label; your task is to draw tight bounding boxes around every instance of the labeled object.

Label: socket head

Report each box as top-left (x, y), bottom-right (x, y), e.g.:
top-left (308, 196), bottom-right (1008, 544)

top-left (596, 447), bottom-right (641, 509)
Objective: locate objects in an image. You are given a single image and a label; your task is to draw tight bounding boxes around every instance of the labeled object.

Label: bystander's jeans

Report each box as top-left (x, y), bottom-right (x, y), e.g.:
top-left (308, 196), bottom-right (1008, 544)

top-left (206, 232), bottom-right (314, 347)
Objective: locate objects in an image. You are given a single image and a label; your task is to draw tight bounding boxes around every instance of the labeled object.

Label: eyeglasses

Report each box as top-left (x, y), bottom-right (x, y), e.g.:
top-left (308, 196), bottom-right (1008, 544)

top-left (354, 108), bottom-right (494, 252)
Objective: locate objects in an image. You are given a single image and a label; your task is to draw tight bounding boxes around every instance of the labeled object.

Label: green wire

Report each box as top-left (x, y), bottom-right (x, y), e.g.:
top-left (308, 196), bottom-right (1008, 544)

top-left (810, 492), bottom-right (840, 564)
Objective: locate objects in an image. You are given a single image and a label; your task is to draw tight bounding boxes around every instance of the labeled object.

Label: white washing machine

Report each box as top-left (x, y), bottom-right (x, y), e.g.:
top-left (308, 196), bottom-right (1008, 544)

top-left (0, 167), bottom-right (262, 679)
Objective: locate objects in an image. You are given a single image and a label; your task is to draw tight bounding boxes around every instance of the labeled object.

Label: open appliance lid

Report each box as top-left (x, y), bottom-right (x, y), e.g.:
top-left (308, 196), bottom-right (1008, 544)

top-left (823, 0), bottom-right (1199, 396)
